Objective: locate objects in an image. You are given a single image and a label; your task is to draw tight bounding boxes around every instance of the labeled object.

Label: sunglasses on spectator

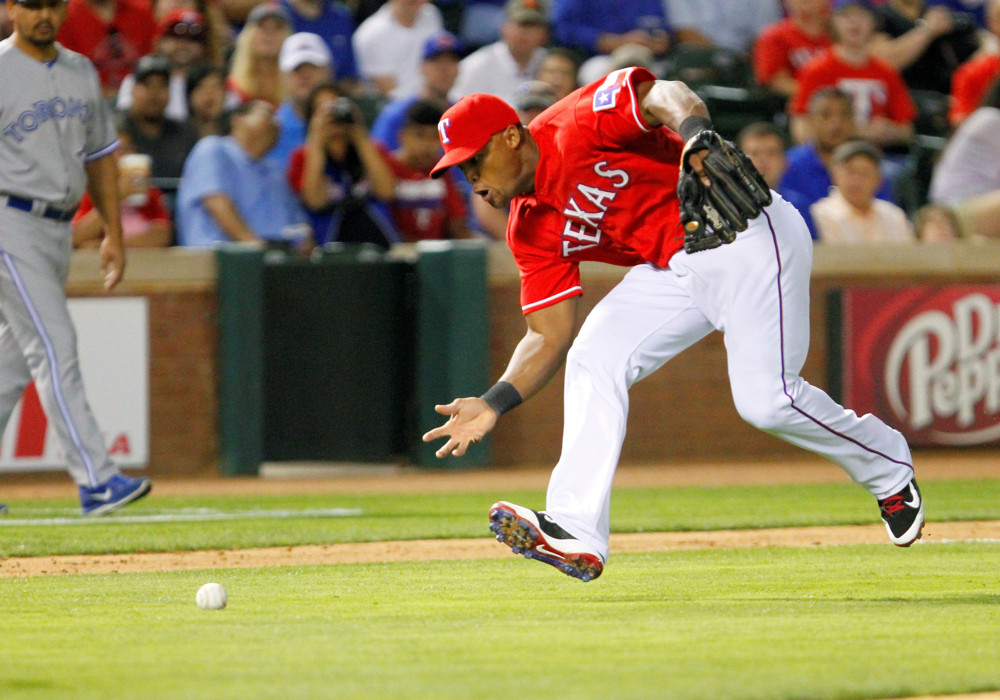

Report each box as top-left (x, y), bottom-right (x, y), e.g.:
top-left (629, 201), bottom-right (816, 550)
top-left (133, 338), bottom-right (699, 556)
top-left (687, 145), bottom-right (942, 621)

top-left (168, 22), bottom-right (205, 39)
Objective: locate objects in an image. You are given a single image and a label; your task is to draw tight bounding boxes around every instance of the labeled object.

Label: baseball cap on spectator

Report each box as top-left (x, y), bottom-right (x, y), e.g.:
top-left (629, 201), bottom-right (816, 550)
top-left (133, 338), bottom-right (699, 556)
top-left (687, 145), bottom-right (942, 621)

top-left (505, 0), bottom-right (548, 25)
top-left (279, 32), bottom-right (332, 72)
top-left (831, 0), bottom-right (874, 13)
top-left (158, 9), bottom-right (206, 43)
top-left (514, 80), bottom-right (556, 112)
top-left (246, 2), bottom-right (291, 26)
top-left (423, 30), bottom-right (463, 61)
top-left (430, 93), bottom-right (520, 178)
top-left (832, 139), bottom-right (882, 165)
top-left (134, 54), bottom-right (172, 82)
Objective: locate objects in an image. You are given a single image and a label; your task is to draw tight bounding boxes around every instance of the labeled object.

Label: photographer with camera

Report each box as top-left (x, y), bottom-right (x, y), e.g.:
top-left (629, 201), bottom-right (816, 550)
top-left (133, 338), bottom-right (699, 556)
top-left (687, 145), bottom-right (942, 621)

top-left (287, 83), bottom-right (399, 248)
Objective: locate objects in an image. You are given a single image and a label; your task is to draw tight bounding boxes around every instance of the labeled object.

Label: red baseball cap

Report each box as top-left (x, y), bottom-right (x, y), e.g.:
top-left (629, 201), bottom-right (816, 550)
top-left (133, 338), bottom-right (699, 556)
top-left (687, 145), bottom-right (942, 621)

top-left (430, 93), bottom-right (521, 179)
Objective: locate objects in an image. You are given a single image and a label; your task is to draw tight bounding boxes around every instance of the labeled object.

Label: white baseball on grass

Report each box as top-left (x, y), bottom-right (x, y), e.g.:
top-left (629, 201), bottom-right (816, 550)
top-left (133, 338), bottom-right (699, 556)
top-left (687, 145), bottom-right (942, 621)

top-left (196, 582), bottom-right (227, 610)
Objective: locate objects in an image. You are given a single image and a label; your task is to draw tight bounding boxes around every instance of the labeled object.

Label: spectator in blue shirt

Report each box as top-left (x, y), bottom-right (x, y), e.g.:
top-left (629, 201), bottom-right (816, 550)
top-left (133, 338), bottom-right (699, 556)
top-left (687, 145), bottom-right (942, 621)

top-left (176, 101), bottom-right (309, 248)
top-left (550, 0), bottom-right (671, 58)
top-left (779, 87), bottom-right (894, 238)
top-left (926, 0), bottom-right (988, 27)
top-left (279, 0), bottom-right (360, 81)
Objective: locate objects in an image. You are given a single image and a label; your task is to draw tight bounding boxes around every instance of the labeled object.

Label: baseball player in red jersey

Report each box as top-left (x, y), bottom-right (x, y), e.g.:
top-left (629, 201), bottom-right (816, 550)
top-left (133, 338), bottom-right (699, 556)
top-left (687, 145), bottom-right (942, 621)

top-left (421, 66), bottom-right (925, 582)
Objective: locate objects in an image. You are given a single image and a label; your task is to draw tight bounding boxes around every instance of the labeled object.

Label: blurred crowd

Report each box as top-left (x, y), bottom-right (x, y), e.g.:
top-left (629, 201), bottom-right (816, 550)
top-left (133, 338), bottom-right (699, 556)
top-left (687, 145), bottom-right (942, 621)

top-left (4, 0), bottom-right (999, 249)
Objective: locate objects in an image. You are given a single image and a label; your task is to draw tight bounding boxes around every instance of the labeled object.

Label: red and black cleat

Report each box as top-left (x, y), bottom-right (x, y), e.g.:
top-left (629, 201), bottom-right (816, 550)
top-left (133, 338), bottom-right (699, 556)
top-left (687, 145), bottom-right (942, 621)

top-left (878, 479), bottom-right (924, 547)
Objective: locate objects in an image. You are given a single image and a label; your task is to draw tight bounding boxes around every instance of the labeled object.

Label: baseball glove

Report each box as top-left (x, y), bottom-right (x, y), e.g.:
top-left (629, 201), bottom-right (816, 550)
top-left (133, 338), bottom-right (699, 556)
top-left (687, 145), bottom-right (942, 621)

top-left (678, 129), bottom-right (773, 254)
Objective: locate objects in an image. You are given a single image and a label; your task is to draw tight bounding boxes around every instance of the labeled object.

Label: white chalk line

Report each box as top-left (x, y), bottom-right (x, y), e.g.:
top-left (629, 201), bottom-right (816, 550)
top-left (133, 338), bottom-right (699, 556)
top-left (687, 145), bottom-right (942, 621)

top-left (0, 507), bottom-right (364, 526)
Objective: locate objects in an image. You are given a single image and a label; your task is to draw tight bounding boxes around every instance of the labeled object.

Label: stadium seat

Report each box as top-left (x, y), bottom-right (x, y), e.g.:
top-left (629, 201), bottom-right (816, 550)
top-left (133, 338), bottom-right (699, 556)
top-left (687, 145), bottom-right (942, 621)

top-left (694, 85), bottom-right (788, 141)
top-left (891, 134), bottom-right (946, 217)
top-left (909, 89), bottom-right (951, 138)
top-left (660, 44), bottom-right (755, 90)
top-left (353, 94), bottom-right (390, 129)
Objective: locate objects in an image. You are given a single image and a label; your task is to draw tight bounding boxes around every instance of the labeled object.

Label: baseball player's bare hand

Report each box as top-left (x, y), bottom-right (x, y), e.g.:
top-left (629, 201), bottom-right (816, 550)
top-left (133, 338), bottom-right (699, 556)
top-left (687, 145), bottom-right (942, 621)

top-left (422, 397), bottom-right (498, 458)
top-left (99, 236), bottom-right (125, 291)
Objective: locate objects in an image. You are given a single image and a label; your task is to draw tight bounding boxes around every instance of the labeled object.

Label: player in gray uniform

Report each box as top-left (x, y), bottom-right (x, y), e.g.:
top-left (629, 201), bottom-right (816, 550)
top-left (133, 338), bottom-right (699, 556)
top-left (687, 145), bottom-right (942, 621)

top-left (0, 0), bottom-right (151, 515)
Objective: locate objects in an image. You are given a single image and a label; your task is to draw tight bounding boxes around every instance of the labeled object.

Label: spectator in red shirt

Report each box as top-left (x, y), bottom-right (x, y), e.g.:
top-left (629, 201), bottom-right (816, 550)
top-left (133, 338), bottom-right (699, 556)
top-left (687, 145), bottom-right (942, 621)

top-left (380, 100), bottom-right (469, 241)
top-left (754, 0), bottom-right (832, 97)
top-left (790, 0), bottom-right (916, 150)
top-left (57, 0), bottom-right (157, 96)
top-left (72, 150), bottom-right (173, 248)
top-left (948, 0), bottom-right (1000, 126)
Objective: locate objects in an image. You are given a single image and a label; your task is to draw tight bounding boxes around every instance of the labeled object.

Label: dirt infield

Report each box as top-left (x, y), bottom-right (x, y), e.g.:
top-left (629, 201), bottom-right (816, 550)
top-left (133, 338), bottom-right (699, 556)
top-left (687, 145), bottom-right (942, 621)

top-left (2, 451), bottom-right (998, 579)
top-left (2, 520), bottom-right (999, 579)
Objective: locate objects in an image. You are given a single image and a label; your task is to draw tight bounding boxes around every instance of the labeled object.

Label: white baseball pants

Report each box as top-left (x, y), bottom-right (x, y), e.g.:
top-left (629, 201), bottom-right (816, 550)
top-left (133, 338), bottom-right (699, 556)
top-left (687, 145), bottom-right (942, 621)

top-left (544, 195), bottom-right (915, 560)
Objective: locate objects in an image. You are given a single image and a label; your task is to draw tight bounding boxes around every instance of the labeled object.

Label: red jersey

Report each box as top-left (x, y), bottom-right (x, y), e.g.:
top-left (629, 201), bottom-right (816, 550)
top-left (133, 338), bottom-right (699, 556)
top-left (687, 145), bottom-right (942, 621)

top-left (949, 54), bottom-right (1000, 126)
top-left (57, 0), bottom-right (157, 94)
top-left (508, 67), bottom-right (684, 314)
top-left (790, 49), bottom-right (917, 125)
top-left (754, 19), bottom-right (832, 85)
top-left (380, 147), bottom-right (467, 242)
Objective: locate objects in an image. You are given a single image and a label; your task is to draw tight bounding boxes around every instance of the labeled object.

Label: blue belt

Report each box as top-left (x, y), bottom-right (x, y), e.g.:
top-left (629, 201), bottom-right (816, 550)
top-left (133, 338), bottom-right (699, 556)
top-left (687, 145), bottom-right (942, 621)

top-left (2, 194), bottom-right (77, 222)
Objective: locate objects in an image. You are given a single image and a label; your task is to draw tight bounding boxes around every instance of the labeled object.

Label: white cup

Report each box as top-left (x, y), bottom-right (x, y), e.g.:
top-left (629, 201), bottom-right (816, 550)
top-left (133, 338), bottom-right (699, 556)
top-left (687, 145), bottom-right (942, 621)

top-left (119, 153), bottom-right (152, 207)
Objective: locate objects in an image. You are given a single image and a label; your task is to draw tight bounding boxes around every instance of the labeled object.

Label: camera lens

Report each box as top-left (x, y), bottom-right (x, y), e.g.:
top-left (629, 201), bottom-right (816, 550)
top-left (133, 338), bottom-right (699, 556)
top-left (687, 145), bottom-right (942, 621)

top-left (330, 98), bottom-right (355, 124)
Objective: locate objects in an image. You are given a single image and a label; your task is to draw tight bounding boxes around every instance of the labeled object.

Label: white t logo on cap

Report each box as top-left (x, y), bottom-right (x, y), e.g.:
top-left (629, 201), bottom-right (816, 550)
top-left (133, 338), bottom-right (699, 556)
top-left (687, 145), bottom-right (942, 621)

top-left (438, 118), bottom-right (451, 145)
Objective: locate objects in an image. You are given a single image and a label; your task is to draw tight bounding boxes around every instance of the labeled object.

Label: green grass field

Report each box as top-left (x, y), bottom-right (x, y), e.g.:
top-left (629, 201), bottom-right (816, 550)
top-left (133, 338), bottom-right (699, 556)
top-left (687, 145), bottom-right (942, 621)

top-left (2, 478), bottom-right (999, 699)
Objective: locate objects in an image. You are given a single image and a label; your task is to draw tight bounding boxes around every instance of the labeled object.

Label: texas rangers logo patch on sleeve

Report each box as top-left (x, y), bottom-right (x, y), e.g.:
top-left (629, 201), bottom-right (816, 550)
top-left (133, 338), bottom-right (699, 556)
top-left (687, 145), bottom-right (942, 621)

top-left (593, 69), bottom-right (630, 112)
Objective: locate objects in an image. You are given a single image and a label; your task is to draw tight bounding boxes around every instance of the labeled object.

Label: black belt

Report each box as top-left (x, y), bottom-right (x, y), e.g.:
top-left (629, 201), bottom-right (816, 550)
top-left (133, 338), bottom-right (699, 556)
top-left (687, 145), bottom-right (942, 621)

top-left (2, 194), bottom-right (77, 222)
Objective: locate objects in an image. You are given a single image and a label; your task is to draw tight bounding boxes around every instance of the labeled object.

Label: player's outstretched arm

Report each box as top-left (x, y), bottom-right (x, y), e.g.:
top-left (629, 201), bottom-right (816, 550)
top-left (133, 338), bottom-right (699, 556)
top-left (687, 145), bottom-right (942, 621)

top-left (84, 154), bottom-right (125, 291)
top-left (422, 297), bottom-right (578, 458)
top-left (637, 79), bottom-right (709, 135)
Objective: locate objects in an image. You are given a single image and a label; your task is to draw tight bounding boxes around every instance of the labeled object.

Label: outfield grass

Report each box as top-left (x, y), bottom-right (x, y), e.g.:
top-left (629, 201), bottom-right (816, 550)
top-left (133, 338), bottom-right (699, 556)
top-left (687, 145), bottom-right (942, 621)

top-left (0, 543), bottom-right (997, 700)
top-left (2, 478), bottom-right (999, 557)
top-left (2, 478), bottom-right (998, 699)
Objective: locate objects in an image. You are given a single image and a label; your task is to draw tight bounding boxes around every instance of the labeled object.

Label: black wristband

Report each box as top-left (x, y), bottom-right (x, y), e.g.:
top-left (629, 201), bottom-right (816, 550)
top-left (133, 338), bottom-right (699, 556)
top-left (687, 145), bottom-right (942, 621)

top-left (480, 381), bottom-right (523, 416)
top-left (679, 115), bottom-right (714, 142)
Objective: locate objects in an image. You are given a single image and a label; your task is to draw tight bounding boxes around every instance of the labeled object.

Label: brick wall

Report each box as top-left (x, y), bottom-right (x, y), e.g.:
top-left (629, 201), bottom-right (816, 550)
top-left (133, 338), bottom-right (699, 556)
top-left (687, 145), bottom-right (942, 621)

top-left (487, 275), bottom-right (810, 466)
top-left (65, 244), bottom-right (1000, 476)
top-left (68, 250), bottom-right (219, 478)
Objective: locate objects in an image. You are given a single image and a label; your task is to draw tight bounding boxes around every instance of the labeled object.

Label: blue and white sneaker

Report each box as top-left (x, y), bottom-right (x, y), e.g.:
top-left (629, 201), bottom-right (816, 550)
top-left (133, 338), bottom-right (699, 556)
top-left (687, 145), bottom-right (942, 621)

top-left (489, 501), bottom-right (605, 582)
top-left (0, 503), bottom-right (8, 516)
top-left (80, 474), bottom-right (152, 516)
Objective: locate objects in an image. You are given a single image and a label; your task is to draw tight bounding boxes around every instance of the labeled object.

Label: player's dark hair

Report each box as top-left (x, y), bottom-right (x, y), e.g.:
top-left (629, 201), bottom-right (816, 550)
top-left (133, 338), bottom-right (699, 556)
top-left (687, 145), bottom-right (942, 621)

top-left (403, 100), bottom-right (444, 128)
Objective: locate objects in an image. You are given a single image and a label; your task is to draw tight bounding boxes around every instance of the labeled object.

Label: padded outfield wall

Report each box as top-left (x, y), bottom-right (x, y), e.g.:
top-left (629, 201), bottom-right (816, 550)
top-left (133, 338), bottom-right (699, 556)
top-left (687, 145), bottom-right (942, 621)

top-left (31, 241), bottom-right (1000, 479)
